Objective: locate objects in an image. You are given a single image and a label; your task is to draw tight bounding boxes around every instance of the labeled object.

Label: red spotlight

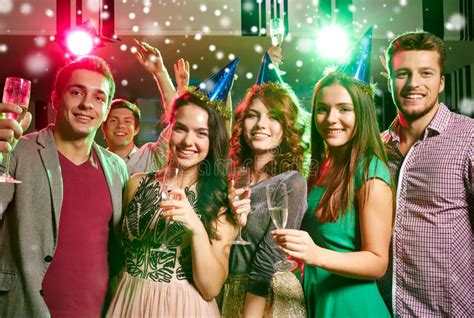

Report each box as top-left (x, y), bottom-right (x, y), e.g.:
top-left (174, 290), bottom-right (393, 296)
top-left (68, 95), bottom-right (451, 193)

top-left (66, 29), bottom-right (94, 56)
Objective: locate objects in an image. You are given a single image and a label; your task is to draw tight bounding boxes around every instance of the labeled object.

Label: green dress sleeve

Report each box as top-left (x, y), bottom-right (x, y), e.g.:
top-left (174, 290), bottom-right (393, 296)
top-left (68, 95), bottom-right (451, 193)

top-left (354, 156), bottom-right (391, 190)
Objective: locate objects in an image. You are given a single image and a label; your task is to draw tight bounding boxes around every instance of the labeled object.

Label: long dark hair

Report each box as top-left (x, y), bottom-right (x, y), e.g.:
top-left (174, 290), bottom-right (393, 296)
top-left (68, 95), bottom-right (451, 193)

top-left (308, 72), bottom-right (390, 222)
top-left (169, 92), bottom-right (233, 239)
top-left (229, 83), bottom-right (308, 175)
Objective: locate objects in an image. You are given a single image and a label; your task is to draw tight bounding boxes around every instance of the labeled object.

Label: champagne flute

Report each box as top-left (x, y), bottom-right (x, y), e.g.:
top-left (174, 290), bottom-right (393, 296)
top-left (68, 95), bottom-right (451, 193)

top-left (266, 183), bottom-right (297, 271)
top-left (0, 77), bottom-right (31, 183)
top-left (155, 167), bottom-right (183, 253)
top-left (269, 17), bottom-right (286, 75)
top-left (229, 166), bottom-right (251, 245)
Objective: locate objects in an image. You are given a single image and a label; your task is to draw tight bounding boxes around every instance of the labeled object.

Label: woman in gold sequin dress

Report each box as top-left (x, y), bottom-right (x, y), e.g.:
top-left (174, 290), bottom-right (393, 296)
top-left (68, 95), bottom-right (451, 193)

top-left (220, 83), bottom-right (309, 317)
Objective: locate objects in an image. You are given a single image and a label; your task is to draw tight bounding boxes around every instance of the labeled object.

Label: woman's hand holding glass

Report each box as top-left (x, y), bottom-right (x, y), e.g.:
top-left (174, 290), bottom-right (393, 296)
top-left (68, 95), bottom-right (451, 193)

top-left (272, 229), bottom-right (321, 266)
top-left (228, 180), bottom-right (252, 227)
top-left (160, 188), bottom-right (206, 236)
top-left (228, 167), bottom-right (252, 245)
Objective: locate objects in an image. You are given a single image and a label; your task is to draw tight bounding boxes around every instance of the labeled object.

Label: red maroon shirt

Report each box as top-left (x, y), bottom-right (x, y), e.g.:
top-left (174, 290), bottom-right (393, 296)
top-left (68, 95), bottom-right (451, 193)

top-left (42, 150), bottom-right (112, 317)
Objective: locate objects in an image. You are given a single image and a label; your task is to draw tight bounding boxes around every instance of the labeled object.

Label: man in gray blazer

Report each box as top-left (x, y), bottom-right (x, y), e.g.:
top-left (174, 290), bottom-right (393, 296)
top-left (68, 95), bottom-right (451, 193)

top-left (0, 56), bottom-right (128, 317)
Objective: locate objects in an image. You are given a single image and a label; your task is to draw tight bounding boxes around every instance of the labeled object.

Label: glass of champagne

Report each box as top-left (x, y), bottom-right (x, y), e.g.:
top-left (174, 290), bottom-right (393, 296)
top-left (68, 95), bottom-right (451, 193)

top-left (155, 167), bottom-right (183, 253)
top-left (269, 17), bottom-right (286, 75)
top-left (266, 183), bottom-right (296, 271)
top-left (0, 77), bottom-right (31, 183)
top-left (229, 166), bottom-right (251, 245)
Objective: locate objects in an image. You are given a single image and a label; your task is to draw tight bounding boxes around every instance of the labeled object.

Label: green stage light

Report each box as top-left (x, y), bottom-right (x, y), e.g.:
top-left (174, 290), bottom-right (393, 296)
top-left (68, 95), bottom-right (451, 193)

top-left (315, 25), bottom-right (350, 61)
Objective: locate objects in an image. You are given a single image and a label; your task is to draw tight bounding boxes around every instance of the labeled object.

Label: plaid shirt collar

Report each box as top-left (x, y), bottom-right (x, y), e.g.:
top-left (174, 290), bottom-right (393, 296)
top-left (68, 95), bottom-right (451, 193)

top-left (387, 103), bottom-right (451, 143)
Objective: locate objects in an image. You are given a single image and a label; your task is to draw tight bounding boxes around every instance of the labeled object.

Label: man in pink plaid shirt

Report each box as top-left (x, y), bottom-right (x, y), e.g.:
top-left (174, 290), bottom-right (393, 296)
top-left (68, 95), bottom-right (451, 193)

top-left (379, 31), bottom-right (473, 317)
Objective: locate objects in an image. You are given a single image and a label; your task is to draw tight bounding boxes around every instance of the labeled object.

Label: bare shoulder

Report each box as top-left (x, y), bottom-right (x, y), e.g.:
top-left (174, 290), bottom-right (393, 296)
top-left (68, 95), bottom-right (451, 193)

top-left (124, 172), bottom-right (149, 206)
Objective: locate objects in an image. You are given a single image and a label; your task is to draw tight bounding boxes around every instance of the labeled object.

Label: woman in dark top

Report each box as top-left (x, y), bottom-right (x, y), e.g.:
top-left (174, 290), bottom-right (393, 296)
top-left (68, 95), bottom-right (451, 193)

top-left (220, 83), bottom-right (309, 317)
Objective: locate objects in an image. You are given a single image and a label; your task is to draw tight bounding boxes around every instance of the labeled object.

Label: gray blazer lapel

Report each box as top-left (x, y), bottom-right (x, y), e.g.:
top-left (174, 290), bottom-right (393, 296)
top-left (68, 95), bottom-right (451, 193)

top-left (37, 127), bottom-right (63, 242)
top-left (93, 143), bottom-right (123, 237)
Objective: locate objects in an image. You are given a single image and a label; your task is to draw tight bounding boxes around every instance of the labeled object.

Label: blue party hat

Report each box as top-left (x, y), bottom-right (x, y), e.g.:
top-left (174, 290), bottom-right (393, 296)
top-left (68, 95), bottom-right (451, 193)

top-left (197, 58), bottom-right (239, 103)
top-left (337, 27), bottom-right (373, 85)
top-left (255, 52), bottom-right (284, 85)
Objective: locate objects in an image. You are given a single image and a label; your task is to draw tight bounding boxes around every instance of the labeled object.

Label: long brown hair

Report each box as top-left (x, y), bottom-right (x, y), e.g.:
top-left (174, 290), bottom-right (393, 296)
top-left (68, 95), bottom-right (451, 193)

top-left (308, 72), bottom-right (389, 222)
top-left (169, 91), bottom-right (233, 239)
top-left (229, 83), bottom-right (308, 176)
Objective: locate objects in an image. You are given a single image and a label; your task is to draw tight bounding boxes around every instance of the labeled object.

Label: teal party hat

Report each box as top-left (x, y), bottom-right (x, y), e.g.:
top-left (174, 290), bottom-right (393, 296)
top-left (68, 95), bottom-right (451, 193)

top-left (255, 52), bottom-right (284, 85)
top-left (337, 27), bottom-right (373, 85)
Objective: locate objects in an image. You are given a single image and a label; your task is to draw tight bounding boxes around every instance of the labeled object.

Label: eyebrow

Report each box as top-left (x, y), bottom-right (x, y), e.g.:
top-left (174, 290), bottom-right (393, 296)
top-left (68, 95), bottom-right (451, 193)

top-left (316, 102), bottom-right (353, 107)
top-left (67, 84), bottom-right (107, 96)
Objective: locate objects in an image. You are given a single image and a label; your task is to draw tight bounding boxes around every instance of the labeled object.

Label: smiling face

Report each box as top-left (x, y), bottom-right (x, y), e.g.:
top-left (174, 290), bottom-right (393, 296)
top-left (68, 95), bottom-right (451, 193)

top-left (314, 83), bottom-right (356, 151)
top-left (243, 98), bottom-right (283, 157)
top-left (169, 103), bottom-right (210, 172)
top-left (103, 107), bottom-right (139, 148)
top-left (390, 50), bottom-right (445, 121)
top-left (53, 69), bottom-right (110, 139)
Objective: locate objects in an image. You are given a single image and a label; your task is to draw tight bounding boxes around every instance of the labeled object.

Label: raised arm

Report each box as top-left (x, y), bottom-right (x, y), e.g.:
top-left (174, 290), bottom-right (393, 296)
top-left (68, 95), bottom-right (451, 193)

top-left (133, 39), bottom-right (177, 114)
top-left (173, 58), bottom-right (190, 96)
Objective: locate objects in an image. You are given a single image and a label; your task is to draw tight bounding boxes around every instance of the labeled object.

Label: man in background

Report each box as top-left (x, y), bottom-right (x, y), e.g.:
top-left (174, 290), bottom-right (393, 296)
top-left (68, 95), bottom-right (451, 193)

top-left (102, 98), bottom-right (141, 162)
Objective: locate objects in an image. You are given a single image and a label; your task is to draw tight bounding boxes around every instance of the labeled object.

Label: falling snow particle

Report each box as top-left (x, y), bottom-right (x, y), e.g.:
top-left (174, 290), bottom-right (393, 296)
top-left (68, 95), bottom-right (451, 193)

top-left (200, 5), bottom-right (207, 12)
top-left (132, 25), bottom-right (139, 32)
top-left (215, 10), bottom-right (221, 16)
top-left (246, 72), bottom-right (253, 79)
top-left (45, 9), bottom-right (54, 18)
top-left (349, 4), bottom-right (356, 12)
top-left (34, 36), bottom-right (47, 47)
top-left (220, 16), bottom-right (231, 28)
top-left (165, 20), bottom-right (171, 27)
top-left (120, 44), bottom-right (127, 51)
top-left (165, 38), bottom-right (171, 44)
top-left (130, 47), bottom-right (137, 54)
top-left (192, 64), bottom-right (198, 70)
top-left (0, 44), bottom-right (8, 53)
top-left (190, 16), bottom-right (194, 21)
top-left (296, 60), bottom-right (303, 67)
top-left (228, 53), bottom-right (235, 60)
top-left (445, 14), bottom-right (465, 31)
top-left (202, 26), bottom-right (210, 33)
top-left (0, 0), bottom-right (13, 14)
top-left (459, 98), bottom-right (474, 116)
top-left (216, 51), bottom-right (224, 60)
top-left (20, 3), bottom-right (33, 15)
top-left (143, 7), bottom-right (150, 14)
top-left (195, 33), bottom-right (202, 40)
top-left (209, 44), bottom-right (216, 52)
top-left (129, 12), bottom-right (136, 19)
top-left (25, 53), bottom-right (50, 75)
top-left (121, 79), bottom-right (128, 87)
top-left (399, 0), bottom-right (407, 7)
top-left (254, 44), bottom-right (263, 53)
top-left (386, 31), bottom-right (395, 40)
top-left (250, 26), bottom-right (258, 34)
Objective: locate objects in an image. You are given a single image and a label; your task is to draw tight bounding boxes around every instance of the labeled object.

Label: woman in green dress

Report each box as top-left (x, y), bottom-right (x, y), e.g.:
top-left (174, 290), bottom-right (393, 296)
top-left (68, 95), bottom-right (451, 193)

top-left (272, 72), bottom-right (394, 317)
